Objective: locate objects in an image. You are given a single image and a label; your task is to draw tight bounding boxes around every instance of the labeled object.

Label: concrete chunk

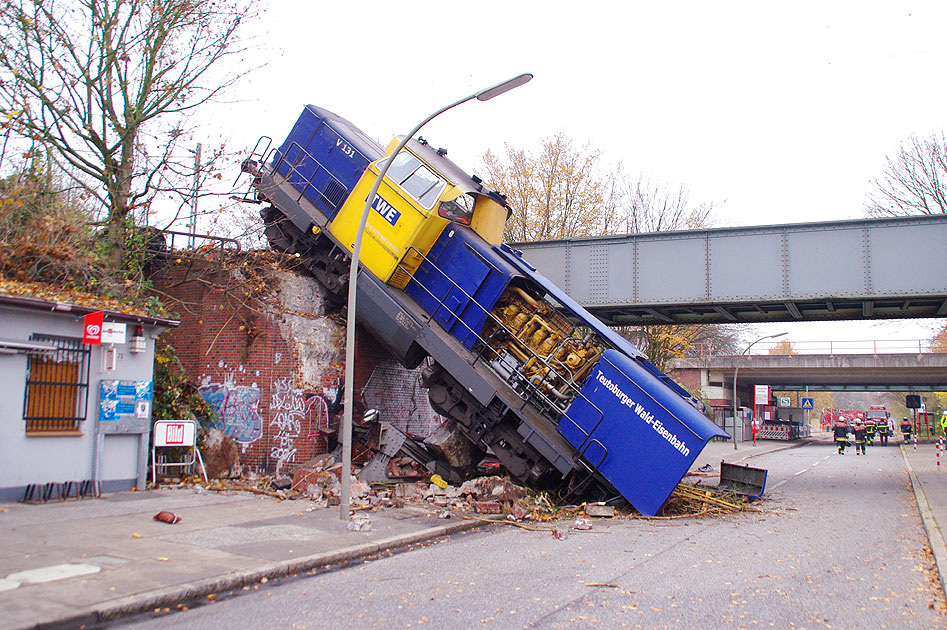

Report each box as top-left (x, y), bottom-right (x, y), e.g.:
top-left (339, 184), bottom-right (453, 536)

top-left (584, 504), bottom-right (615, 518)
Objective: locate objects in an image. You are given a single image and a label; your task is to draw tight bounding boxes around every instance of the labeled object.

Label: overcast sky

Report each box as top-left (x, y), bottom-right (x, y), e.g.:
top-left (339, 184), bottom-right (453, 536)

top-left (205, 0), bottom-right (947, 346)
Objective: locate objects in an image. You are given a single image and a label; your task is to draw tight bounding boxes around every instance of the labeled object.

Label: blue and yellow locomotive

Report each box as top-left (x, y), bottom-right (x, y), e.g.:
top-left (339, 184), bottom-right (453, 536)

top-left (242, 105), bottom-right (726, 516)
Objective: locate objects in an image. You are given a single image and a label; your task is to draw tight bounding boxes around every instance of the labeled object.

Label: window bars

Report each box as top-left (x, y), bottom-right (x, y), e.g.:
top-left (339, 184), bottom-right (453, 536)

top-left (23, 334), bottom-right (90, 434)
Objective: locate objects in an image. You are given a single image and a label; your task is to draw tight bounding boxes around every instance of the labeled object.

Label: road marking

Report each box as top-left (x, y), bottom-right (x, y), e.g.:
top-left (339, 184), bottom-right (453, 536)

top-left (771, 456), bottom-right (831, 490)
top-left (6, 563), bottom-right (100, 586)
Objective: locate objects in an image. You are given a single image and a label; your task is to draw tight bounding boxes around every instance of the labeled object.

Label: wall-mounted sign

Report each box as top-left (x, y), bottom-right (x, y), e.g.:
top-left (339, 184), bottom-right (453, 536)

top-left (103, 347), bottom-right (117, 371)
top-left (101, 322), bottom-right (127, 344)
top-left (779, 396), bottom-right (791, 407)
top-left (83, 311), bottom-right (104, 345)
top-left (100, 380), bottom-right (153, 422)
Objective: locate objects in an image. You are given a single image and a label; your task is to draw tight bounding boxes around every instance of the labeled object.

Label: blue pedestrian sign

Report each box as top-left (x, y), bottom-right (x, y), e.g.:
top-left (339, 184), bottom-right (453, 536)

top-left (801, 397), bottom-right (814, 410)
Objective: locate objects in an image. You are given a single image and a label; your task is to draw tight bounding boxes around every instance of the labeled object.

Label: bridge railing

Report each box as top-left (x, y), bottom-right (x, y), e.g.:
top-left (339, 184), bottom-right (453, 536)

top-left (688, 339), bottom-right (939, 359)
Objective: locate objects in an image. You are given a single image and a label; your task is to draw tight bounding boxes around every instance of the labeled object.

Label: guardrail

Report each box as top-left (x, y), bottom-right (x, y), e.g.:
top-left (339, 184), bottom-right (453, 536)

top-left (688, 339), bottom-right (940, 358)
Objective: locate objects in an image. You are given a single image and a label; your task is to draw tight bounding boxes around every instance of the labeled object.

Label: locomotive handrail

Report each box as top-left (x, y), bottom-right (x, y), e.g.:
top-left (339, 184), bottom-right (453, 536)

top-left (398, 245), bottom-right (593, 406)
top-left (268, 141), bottom-right (349, 213)
top-left (396, 246), bottom-right (611, 451)
top-left (561, 440), bottom-right (612, 503)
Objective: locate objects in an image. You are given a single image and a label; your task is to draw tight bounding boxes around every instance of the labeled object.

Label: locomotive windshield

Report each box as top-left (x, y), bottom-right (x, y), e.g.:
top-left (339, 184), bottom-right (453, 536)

top-left (385, 151), bottom-right (447, 209)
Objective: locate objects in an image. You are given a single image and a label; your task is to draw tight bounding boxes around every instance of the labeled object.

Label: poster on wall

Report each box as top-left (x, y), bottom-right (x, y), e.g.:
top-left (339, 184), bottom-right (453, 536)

top-left (100, 380), bottom-right (153, 422)
top-left (754, 385), bottom-right (770, 406)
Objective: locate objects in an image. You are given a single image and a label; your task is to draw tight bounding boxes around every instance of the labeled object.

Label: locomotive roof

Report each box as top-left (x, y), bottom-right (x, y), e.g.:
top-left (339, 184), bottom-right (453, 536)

top-left (306, 105), bottom-right (385, 160)
top-left (401, 137), bottom-right (511, 209)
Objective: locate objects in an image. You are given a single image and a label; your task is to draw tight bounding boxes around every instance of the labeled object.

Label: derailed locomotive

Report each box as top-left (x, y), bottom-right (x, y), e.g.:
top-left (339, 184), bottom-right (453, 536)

top-left (241, 105), bottom-right (727, 516)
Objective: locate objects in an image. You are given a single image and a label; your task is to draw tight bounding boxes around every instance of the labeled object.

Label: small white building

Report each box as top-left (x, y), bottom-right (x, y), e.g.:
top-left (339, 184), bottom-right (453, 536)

top-left (0, 294), bottom-right (178, 502)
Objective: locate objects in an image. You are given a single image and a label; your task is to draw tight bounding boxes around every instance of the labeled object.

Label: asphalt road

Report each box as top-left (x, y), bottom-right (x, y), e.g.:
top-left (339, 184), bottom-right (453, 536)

top-left (114, 441), bottom-right (947, 629)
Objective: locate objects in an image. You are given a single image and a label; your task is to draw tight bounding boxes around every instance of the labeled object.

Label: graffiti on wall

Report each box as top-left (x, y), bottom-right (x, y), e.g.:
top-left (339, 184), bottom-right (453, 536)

top-left (268, 378), bottom-right (334, 474)
top-left (199, 376), bottom-right (264, 447)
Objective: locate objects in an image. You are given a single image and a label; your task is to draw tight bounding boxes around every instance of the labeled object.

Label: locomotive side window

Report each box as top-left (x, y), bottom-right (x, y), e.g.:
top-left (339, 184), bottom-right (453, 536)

top-left (438, 193), bottom-right (475, 225)
top-left (385, 151), bottom-right (447, 209)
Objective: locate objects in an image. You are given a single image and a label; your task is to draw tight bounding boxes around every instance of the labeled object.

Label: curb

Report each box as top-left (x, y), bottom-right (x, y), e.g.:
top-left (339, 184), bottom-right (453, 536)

top-left (732, 439), bottom-right (810, 464)
top-left (28, 518), bottom-right (484, 630)
top-left (900, 444), bottom-right (947, 602)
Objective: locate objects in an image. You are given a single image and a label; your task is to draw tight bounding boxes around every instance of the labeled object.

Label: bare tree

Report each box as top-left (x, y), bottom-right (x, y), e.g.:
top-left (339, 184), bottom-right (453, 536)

top-left (0, 0), bottom-right (255, 274)
top-left (481, 134), bottom-right (742, 373)
top-left (622, 174), bottom-right (714, 233)
top-left (866, 132), bottom-right (947, 217)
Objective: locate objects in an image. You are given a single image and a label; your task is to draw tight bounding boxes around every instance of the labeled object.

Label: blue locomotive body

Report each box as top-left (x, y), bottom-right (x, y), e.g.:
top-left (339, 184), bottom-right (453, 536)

top-left (246, 105), bottom-right (727, 516)
top-left (272, 105), bottom-right (383, 221)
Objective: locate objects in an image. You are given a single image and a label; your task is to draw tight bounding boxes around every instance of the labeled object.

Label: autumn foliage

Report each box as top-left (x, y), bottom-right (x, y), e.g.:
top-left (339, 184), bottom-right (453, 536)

top-left (0, 159), bottom-right (166, 316)
top-left (0, 165), bottom-right (104, 288)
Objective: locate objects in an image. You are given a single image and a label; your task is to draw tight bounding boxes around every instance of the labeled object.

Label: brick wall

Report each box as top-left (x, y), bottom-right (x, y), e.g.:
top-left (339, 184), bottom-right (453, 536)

top-left (672, 367), bottom-right (701, 394)
top-left (151, 254), bottom-right (417, 474)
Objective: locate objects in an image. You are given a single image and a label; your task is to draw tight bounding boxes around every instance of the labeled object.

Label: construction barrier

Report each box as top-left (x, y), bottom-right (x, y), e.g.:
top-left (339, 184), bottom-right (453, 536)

top-left (757, 423), bottom-right (810, 441)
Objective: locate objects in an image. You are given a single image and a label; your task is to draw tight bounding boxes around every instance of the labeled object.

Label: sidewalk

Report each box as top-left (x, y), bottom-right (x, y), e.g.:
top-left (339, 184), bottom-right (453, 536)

top-left (689, 436), bottom-right (805, 471)
top-left (900, 439), bottom-right (947, 598)
top-left (1, 435), bottom-right (943, 630)
top-left (0, 489), bottom-right (480, 630)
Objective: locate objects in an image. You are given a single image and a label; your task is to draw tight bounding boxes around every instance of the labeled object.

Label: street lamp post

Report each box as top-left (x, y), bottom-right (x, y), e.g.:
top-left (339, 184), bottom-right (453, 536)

top-left (338, 74), bottom-right (533, 520)
top-left (731, 332), bottom-right (787, 450)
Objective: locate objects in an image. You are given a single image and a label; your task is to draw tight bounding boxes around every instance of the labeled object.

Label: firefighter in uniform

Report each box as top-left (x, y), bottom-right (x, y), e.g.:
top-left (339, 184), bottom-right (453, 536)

top-left (833, 417), bottom-right (850, 455)
top-left (853, 420), bottom-right (868, 455)
top-left (900, 417), bottom-right (913, 444)
top-left (940, 411), bottom-right (947, 439)
top-left (876, 416), bottom-right (890, 446)
top-left (865, 418), bottom-right (876, 446)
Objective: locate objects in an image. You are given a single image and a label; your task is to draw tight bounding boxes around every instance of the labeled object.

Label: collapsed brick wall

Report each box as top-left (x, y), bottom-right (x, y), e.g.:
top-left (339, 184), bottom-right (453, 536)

top-left (151, 253), bottom-right (439, 474)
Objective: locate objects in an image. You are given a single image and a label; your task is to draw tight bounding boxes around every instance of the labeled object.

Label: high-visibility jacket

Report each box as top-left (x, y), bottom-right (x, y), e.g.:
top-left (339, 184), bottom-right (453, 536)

top-left (877, 420), bottom-right (890, 435)
top-left (833, 424), bottom-right (849, 442)
top-left (853, 426), bottom-right (867, 444)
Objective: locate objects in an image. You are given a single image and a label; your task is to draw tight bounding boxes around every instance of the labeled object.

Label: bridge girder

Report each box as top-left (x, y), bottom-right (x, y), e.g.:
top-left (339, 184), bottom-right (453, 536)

top-left (514, 215), bottom-right (947, 326)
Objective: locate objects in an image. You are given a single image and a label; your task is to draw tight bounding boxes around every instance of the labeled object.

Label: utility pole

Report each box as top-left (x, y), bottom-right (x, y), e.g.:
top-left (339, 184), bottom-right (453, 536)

top-left (188, 143), bottom-right (201, 248)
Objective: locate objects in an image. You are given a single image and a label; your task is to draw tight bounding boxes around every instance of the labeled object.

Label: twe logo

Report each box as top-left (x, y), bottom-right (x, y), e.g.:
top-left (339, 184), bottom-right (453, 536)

top-left (372, 194), bottom-right (401, 226)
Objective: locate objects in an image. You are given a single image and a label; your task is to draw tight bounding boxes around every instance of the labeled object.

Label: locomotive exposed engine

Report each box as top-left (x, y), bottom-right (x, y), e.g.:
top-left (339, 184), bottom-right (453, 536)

top-left (238, 105), bottom-right (727, 516)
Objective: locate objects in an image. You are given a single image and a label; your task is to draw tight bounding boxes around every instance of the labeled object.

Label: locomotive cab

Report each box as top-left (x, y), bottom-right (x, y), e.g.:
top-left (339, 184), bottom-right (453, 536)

top-left (329, 137), bottom-right (510, 289)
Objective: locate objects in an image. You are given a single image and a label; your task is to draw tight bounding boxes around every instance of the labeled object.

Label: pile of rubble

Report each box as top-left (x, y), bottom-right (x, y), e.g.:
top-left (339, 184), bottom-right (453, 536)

top-left (159, 450), bottom-right (758, 527)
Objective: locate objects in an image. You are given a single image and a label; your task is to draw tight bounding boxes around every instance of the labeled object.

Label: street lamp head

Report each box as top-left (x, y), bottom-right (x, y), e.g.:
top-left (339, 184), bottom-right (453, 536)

top-left (475, 73), bottom-right (533, 101)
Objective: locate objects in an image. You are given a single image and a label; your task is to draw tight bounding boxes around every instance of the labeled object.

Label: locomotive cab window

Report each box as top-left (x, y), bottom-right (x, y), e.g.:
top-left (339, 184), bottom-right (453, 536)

top-left (385, 151), bottom-right (447, 209)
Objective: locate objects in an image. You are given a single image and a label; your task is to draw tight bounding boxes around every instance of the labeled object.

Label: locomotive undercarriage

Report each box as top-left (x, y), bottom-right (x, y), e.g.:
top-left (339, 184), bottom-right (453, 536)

top-left (420, 362), bottom-right (557, 486)
top-left (260, 206), bottom-right (350, 298)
